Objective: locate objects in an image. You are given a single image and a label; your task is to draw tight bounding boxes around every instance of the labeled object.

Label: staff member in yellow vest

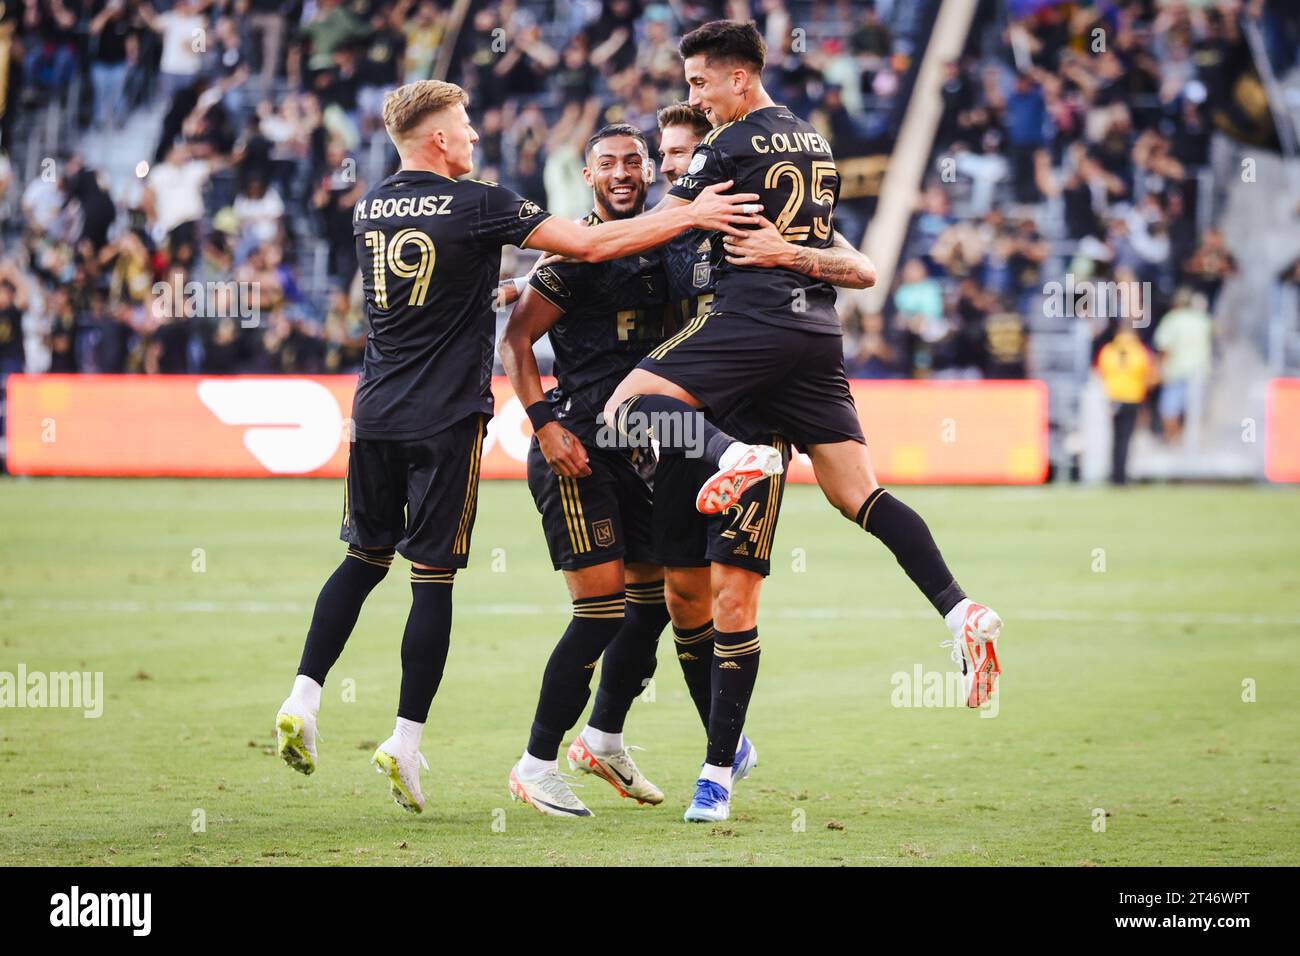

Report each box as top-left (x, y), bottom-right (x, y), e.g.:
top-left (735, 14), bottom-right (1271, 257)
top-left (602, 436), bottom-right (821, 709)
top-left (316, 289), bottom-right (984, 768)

top-left (1096, 327), bottom-right (1158, 486)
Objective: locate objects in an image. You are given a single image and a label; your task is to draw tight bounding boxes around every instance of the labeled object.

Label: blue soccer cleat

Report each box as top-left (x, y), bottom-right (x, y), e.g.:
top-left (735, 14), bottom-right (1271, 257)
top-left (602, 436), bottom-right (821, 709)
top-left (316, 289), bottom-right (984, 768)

top-left (732, 735), bottom-right (758, 783)
top-left (683, 778), bottom-right (731, 823)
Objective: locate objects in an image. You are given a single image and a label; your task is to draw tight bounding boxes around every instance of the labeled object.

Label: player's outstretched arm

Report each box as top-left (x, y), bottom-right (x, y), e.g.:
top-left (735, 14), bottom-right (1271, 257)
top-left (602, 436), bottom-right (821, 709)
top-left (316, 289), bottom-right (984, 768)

top-left (722, 217), bottom-right (877, 289)
top-left (497, 288), bottom-right (591, 478)
top-left (524, 182), bottom-right (762, 263)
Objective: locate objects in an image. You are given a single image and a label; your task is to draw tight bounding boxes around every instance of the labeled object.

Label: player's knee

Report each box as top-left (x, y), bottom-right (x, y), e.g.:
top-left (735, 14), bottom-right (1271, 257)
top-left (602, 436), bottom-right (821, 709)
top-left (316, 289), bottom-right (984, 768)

top-left (665, 582), bottom-right (708, 626)
top-left (823, 478), bottom-right (880, 521)
top-left (711, 583), bottom-right (759, 632)
top-left (665, 569), bottom-right (710, 624)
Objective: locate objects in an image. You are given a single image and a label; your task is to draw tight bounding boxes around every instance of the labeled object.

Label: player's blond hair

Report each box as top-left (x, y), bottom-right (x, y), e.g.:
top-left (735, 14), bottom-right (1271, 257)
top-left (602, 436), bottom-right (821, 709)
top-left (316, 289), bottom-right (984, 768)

top-left (382, 81), bottom-right (469, 143)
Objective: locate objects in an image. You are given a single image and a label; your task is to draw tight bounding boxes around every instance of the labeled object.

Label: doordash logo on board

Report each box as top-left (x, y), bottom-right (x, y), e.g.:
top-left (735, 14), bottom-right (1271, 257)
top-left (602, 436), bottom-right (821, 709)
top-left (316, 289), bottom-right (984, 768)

top-left (197, 379), bottom-right (344, 474)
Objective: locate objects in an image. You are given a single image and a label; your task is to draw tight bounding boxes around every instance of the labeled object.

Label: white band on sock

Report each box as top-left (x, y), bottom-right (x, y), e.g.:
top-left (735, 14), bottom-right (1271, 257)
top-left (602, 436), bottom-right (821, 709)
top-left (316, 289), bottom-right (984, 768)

top-left (700, 762), bottom-right (732, 791)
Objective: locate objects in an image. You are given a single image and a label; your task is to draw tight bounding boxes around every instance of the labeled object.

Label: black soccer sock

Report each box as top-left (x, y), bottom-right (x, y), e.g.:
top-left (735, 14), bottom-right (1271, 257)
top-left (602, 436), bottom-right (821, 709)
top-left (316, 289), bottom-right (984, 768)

top-left (705, 626), bottom-right (760, 768)
top-left (856, 488), bottom-right (967, 616)
top-left (396, 567), bottom-right (456, 722)
top-left (297, 547), bottom-right (394, 684)
top-left (588, 581), bottom-right (671, 734)
top-left (526, 593), bottom-right (625, 761)
top-left (672, 619), bottom-right (716, 729)
top-left (613, 394), bottom-right (736, 465)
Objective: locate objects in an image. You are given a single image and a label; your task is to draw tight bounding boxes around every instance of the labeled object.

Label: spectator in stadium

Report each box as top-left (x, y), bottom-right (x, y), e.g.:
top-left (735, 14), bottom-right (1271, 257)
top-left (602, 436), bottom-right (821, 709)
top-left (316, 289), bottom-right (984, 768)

top-left (1182, 227), bottom-right (1238, 312)
top-left (845, 310), bottom-right (904, 379)
top-left (138, 0), bottom-right (211, 101)
top-left (45, 286), bottom-right (81, 373)
top-left (89, 0), bottom-right (135, 131)
top-left (311, 143), bottom-right (366, 282)
top-left (245, 0), bottom-right (289, 94)
top-left (1153, 288), bottom-right (1213, 444)
top-left (21, 0), bottom-right (80, 102)
top-left (231, 175), bottom-right (286, 263)
top-left (952, 129), bottom-right (1009, 218)
top-left (1096, 325), bottom-right (1156, 486)
top-left (981, 296), bottom-right (1028, 379)
top-left (0, 260), bottom-right (31, 377)
top-left (142, 141), bottom-right (213, 258)
top-left (288, 0), bottom-right (370, 90)
top-left (1005, 71), bottom-right (1047, 203)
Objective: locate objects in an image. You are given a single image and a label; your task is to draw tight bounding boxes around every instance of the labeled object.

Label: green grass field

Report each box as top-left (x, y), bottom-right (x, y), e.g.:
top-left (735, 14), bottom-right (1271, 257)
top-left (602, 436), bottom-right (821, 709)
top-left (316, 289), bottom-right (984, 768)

top-left (1, 478), bottom-right (1297, 866)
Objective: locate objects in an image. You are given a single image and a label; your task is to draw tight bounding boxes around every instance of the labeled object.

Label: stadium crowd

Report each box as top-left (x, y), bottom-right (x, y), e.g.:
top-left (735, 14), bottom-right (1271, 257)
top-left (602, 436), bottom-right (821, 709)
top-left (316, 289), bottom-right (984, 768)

top-left (0, 0), bottom-right (1289, 408)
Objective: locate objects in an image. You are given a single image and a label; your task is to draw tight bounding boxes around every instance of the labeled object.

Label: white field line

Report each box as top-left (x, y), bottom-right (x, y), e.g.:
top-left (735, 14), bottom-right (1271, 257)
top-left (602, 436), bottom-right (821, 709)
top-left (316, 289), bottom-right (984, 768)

top-left (1, 598), bottom-right (1298, 628)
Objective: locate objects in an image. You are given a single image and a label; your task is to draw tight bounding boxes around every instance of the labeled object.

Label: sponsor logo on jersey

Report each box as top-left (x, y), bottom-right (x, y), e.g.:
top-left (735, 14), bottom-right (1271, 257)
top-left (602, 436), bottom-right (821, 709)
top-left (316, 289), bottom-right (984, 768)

top-left (534, 267), bottom-right (570, 298)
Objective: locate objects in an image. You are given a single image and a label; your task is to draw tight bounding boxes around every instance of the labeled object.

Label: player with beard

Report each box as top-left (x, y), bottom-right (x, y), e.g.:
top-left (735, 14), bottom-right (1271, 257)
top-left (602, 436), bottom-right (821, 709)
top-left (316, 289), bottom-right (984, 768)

top-left (498, 111), bottom-right (875, 816)
top-left (498, 124), bottom-right (675, 815)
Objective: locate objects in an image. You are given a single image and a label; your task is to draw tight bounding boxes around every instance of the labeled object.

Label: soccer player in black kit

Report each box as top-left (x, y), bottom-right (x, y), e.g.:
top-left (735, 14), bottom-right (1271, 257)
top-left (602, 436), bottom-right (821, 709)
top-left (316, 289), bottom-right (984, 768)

top-left (604, 22), bottom-right (1004, 822)
top-left (498, 110), bottom-right (875, 817)
top-left (272, 79), bottom-right (763, 813)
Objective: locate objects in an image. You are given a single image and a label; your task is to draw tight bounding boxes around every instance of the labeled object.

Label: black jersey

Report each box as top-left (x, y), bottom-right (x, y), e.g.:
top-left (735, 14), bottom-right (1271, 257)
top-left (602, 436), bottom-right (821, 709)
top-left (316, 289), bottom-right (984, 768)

top-left (351, 170), bottom-right (551, 440)
top-left (662, 227), bottom-right (716, 327)
top-left (669, 105), bottom-right (841, 335)
top-left (527, 212), bottom-right (674, 443)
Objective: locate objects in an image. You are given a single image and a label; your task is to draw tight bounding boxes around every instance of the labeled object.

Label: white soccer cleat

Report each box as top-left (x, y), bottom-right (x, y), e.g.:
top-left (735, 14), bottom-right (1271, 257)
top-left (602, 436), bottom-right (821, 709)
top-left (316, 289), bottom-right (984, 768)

top-left (509, 764), bottom-right (594, 817)
top-left (275, 701), bottom-right (319, 775)
top-left (371, 737), bottom-right (429, 813)
top-left (942, 602), bottom-right (1002, 708)
top-left (695, 442), bottom-right (784, 515)
top-left (566, 735), bottom-right (664, 805)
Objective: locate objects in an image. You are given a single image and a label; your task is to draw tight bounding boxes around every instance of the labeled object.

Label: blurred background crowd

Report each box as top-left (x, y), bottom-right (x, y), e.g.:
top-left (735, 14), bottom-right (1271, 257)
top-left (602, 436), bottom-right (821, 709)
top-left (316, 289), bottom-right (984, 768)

top-left (0, 0), bottom-right (1298, 479)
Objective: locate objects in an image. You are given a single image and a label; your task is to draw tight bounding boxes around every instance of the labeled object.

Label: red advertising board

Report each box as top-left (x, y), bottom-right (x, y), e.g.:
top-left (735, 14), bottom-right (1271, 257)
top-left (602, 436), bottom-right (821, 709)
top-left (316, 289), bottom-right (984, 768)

top-left (5, 374), bottom-right (1050, 483)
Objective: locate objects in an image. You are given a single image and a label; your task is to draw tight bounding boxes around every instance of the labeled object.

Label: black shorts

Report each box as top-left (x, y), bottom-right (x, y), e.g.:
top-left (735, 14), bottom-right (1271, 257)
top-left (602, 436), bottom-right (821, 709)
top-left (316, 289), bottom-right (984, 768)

top-left (653, 434), bottom-right (791, 577)
top-left (528, 440), bottom-right (656, 571)
top-left (340, 413), bottom-right (487, 567)
top-left (638, 311), bottom-right (866, 448)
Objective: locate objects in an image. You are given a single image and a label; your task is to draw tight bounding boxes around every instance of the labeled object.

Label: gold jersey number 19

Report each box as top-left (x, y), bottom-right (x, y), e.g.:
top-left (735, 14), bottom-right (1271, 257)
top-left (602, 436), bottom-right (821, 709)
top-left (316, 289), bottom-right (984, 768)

top-left (364, 228), bottom-right (437, 308)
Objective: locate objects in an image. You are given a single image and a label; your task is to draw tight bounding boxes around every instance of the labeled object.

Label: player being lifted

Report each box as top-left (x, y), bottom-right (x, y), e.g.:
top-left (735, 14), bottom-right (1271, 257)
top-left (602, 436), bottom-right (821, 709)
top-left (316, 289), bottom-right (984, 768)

top-left (272, 79), bottom-right (762, 813)
top-left (498, 108), bottom-right (875, 817)
top-left (603, 22), bottom-right (1004, 821)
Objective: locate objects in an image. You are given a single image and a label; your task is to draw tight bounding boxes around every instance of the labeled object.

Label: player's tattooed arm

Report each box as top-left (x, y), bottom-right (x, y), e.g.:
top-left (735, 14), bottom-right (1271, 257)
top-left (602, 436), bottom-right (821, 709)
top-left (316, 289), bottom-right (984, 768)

top-left (497, 287), bottom-right (591, 478)
top-left (723, 217), bottom-right (877, 289)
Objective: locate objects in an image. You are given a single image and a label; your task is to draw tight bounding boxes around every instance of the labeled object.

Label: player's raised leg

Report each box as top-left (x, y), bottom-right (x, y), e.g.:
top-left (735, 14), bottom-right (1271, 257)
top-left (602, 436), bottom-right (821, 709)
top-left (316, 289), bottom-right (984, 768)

top-left (276, 545), bottom-right (396, 775)
top-left (807, 438), bottom-right (1002, 706)
top-left (604, 370), bottom-right (784, 514)
top-left (568, 564), bottom-right (670, 805)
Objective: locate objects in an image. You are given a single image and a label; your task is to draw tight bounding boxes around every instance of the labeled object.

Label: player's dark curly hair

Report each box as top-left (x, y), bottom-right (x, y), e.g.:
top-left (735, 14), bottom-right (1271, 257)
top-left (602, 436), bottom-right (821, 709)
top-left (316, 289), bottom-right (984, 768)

top-left (678, 20), bottom-right (766, 70)
top-left (584, 123), bottom-right (650, 162)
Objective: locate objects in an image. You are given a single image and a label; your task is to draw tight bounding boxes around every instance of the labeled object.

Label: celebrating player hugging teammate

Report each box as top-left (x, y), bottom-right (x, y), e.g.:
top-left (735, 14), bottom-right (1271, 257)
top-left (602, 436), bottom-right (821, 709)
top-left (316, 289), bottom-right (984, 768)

top-left (498, 103), bottom-right (877, 818)
top-left (601, 20), bottom-right (1004, 822)
top-left (273, 78), bottom-right (762, 813)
